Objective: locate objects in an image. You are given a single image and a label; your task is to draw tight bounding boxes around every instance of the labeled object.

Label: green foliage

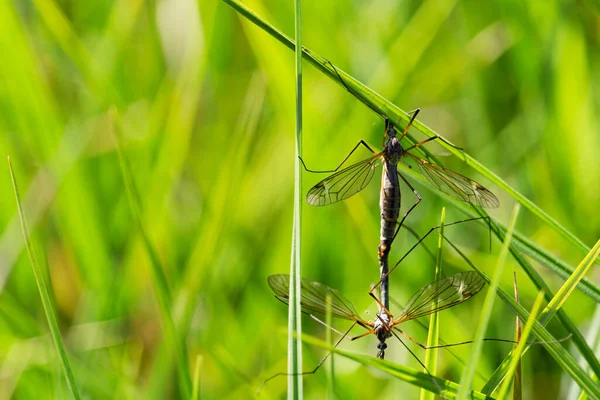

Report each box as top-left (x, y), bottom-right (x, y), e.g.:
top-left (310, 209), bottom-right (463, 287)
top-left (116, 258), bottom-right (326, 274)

top-left (0, 0), bottom-right (598, 399)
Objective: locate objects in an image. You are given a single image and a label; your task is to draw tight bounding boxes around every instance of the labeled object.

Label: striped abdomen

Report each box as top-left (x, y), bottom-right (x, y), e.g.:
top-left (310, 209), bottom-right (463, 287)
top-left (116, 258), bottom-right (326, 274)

top-left (379, 163), bottom-right (401, 245)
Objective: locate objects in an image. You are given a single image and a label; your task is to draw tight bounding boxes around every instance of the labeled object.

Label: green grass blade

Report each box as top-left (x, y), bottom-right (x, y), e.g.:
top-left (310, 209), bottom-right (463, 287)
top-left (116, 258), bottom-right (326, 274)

top-left (457, 204), bottom-right (520, 399)
top-left (112, 111), bottom-right (192, 397)
top-left (221, 0), bottom-right (595, 259)
top-left (192, 355), bottom-right (203, 400)
top-left (540, 238), bottom-right (600, 324)
top-left (325, 295), bottom-right (334, 399)
top-left (287, 0), bottom-right (303, 398)
top-left (512, 273), bottom-right (523, 400)
top-left (420, 208), bottom-right (445, 400)
top-left (495, 290), bottom-right (545, 400)
top-left (301, 334), bottom-right (488, 399)
top-left (445, 238), bottom-right (600, 399)
top-left (8, 157), bottom-right (81, 399)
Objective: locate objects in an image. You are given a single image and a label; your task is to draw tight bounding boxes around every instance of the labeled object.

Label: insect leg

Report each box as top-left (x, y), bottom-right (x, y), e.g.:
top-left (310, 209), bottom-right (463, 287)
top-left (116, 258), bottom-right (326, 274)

top-left (370, 216), bottom-right (491, 296)
top-left (258, 322), bottom-right (358, 393)
top-left (404, 134), bottom-right (464, 154)
top-left (299, 140), bottom-right (376, 174)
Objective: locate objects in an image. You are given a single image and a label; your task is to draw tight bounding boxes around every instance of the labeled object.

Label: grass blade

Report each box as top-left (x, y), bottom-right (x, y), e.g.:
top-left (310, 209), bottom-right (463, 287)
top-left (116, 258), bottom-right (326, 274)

top-left (8, 157), bottom-right (81, 399)
top-left (420, 207), bottom-right (445, 400)
top-left (457, 204), bottom-right (520, 399)
top-left (287, 0), bottom-right (303, 398)
top-left (192, 355), bottom-right (203, 400)
top-left (112, 111), bottom-right (192, 397)
top-left (325, 295), bottom-right (335, 399)
top-left (512, 273), bottom-right (523, 400)
top-left (495, 290), bottom-right (545, 400)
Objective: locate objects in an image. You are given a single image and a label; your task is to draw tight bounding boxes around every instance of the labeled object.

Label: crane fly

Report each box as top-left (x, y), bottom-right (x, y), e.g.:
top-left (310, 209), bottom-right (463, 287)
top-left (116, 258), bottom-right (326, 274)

top-left (302, 111), bottom-right (499, 252)
top-left (268, 271), bottom-right (485, 360)
top-left (301, 64), bottom-right (500, 300)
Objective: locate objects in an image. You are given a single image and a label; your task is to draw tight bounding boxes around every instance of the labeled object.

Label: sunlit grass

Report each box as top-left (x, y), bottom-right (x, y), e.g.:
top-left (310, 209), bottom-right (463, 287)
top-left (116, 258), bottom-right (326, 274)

top-left (0, 0), bottom-right (598, 398)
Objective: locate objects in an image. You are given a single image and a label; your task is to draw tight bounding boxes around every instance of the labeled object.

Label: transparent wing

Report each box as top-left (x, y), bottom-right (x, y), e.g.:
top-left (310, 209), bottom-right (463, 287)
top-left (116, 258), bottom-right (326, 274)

top-left (306, 153), bottom-right (383, 206)
top-left (394, 271), bottom-right (485, 324)
top-left (406, 153), bottom-right (499, 208)
top-left (267, 274), bottom-right (363, 321)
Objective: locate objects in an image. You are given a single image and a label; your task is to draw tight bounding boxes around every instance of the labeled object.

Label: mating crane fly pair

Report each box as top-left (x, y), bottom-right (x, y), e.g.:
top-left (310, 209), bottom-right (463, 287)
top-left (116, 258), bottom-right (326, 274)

top-left (266, 63), bottom-right (502, 383)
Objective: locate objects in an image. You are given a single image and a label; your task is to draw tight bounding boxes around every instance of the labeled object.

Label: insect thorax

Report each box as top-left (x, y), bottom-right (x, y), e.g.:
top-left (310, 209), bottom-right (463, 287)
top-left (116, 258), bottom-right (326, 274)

top-left (373, 312), bottom-right (393, 342)
top-left (384, 137), bottom-right (403, 165)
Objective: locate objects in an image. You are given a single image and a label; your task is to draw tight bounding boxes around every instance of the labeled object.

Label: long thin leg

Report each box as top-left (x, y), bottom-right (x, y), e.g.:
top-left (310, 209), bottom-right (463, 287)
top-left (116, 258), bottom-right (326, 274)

top-left (369, 216), bottom-right (491, 296)
top-left (258, 322), bottom-right (359, 392)
top-left (368, 292), bottom-right (393, 322)
top-left (404, 134), bottom-right (464, 153)
top-left (394, 327), bottom-right (517, 350)
top-left (299, 140), bottom-right (376, 174)
top-left (402, 224), bottom-right (436, 261)
top-left (397, 109), bottom-right (420, 142)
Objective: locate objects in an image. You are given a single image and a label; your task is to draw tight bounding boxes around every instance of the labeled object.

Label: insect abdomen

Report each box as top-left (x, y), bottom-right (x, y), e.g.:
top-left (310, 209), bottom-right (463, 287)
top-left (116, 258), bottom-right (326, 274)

top-left (379, 164), bottom-right (401, 243)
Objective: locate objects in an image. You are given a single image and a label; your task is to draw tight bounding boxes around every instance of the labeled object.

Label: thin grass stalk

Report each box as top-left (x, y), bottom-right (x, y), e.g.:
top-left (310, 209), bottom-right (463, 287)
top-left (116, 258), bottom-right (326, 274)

top-left (220, 0), bottom-right (595, 260)
top-left (286, 0), bottom-right (303, 398)
top-left (8, 157), bottom-right (81, 400)
top-left (512, 273), bottom-right (522, 400)
top-left (112, 111), bottom-right (192, 397)
top-left (496, 290), bottom-right (545, 400)
top-left (567, 307), bottom-right (600, 400)
top-left (325, 295), bottom-right (334, 399)
top-left (458, 203), bottom-right (521, 399)
top-left (539, 238), bottom-right (600, 324)
top-left (192, 355), bottom-right (203, 400)
top-left (420, 208), bottom-right (445, 400)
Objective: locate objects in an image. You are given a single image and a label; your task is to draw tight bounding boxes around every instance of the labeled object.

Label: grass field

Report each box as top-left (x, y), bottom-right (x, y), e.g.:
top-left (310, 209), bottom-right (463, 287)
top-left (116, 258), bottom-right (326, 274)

top-left (1, 0), bottom-right (599, 399)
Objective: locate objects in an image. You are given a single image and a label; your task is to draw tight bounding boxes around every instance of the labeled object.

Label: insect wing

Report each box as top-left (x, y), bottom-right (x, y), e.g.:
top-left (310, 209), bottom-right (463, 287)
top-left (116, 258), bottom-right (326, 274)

top-left (407, 154), bottom-right (499, 208)
top-left (394, 271), bottom-right (485, 324)
top-left (306, 153), bottom-right (382, 206)
top-left (268, 274), bottom-right (361, 321)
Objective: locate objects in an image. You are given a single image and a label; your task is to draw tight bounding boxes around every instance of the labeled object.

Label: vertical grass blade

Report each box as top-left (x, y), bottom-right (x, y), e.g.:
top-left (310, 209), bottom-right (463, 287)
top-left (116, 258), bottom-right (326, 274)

top-left (458, 203), bottom-right (521, 399)
top-left (513, 273), bottom-right (522, 400)
top-left (420, 208), bottom-right (445, 400)
top-left (112, 111), bottom-right (192, 397)
top-left (325, 295), bottom-right (335, 399)
top-left (192, 355), bottom-right (203, 400)
top-left (8, 157), bottom-right (81, 399)
top-left (287, 0), bottom-right (303, 398)
top-left (496, 290), bottom-right (545, 400)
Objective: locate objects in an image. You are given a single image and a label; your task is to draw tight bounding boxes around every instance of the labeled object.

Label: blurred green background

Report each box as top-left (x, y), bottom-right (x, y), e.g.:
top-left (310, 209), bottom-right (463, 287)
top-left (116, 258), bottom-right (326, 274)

top-left (0, 0), bottom-right (599, 399)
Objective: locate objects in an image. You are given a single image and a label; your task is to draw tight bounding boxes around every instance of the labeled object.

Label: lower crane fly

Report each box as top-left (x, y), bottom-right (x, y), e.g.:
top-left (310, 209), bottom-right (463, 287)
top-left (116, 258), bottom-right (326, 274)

top-left (268, 271), bottom-right (485, 360)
